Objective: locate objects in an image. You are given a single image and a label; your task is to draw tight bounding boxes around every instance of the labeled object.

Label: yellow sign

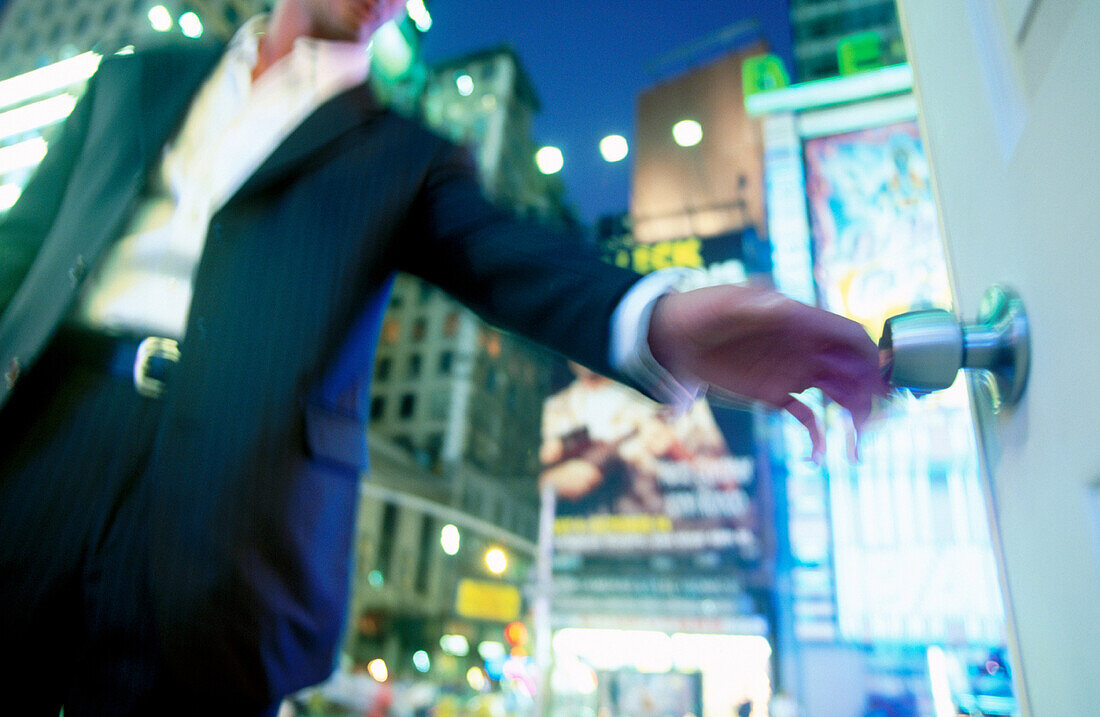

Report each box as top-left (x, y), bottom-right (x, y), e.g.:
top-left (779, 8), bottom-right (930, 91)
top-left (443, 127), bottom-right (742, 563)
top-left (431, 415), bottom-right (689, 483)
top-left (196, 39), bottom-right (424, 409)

top-left (455, 578), bottom-right (522, 622)
top-left (614, 237), bottom-right (704, 274)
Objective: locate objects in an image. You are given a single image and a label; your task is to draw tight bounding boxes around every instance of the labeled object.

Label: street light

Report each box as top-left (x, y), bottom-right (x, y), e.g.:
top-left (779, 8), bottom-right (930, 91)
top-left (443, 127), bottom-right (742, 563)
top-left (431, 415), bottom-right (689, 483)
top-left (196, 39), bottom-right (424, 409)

top-left (148, 5), bottom-right (172, 32)
top-left (535, 146), bottom-right (563, 175)
top-left (485, 547), bottom-right (507, 574)
top-left (440, 524), bottom-right (460, 555)
top-left (367, 658), bottom-right (388, 682)
top-left (179, 11), bottom-right (203, 38)
top-left (406, 0), bottom-right (432, 31)
top-left (599, 134), bottom-right (629, 162)
top-left (672, 119), bottom-right (703, 147)
top-left (456, 73), bottom-right (474, 96)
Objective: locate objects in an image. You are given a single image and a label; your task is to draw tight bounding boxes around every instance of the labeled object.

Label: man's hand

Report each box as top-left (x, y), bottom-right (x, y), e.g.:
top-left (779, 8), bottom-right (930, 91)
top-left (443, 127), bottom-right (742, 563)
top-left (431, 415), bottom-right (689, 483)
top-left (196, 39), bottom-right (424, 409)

top-left (647, 284), bottom-right (889, 459)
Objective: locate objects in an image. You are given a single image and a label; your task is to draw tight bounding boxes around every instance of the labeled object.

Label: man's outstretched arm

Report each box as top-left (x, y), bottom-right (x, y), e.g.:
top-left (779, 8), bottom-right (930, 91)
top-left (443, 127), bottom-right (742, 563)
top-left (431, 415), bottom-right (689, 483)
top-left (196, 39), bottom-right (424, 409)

top-left (647, 283), bottom-right (889, 459)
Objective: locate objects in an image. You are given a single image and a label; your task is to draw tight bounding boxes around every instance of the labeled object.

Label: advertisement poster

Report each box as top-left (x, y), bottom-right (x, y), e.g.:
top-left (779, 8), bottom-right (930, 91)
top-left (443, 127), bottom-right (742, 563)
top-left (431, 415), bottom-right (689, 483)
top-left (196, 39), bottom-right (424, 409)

top-left (540, 364), bottom-right (758, 561)
top-left (541, 227), bottom-right (771, 631)
top-left (802, 120), bottom-right (1006, 647)
top-left (803, 120), bottom-right (951, 334)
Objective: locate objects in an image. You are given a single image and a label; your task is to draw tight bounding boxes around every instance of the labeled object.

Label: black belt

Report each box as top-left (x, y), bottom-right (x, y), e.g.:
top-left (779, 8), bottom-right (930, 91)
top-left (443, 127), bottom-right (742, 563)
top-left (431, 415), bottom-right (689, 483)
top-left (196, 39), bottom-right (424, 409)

top-left (53, 326), bottom-right (180, 399)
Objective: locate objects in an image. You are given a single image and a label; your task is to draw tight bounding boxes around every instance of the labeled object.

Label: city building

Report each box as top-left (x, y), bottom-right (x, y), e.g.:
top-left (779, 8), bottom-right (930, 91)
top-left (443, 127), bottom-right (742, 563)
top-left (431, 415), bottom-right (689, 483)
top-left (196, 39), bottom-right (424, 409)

top-left (629, 40), bottom-right (768, 248)
top-left (788, 0), bottom-right (906, 81)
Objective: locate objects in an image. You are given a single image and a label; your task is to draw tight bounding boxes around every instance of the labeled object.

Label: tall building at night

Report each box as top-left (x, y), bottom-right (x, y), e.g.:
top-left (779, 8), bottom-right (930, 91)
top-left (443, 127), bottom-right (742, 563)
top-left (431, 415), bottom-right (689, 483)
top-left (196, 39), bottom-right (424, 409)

top-left (788, 0), bottom-right (906, 81)
top-left (0, 0), bottom-right (270, 78)
top-left (630, 40), bottom-right (768, 248)
top-left (0, 0), bottom-right (566, 685)
top-left (341, 43), bottom-right (573, 686)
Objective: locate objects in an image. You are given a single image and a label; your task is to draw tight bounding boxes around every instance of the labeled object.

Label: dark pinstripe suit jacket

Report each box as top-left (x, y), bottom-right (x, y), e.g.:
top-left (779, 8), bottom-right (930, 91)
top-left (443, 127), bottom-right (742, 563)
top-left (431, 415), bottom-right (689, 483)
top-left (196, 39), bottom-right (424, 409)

top-left (0, 44), bottom-right (642, 700)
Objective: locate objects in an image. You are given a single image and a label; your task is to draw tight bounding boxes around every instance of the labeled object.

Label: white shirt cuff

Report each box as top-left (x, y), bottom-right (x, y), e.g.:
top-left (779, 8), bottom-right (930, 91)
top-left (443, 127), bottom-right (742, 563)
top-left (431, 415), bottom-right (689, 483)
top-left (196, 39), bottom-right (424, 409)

top-left (610, 268), bottom-right (705, 412)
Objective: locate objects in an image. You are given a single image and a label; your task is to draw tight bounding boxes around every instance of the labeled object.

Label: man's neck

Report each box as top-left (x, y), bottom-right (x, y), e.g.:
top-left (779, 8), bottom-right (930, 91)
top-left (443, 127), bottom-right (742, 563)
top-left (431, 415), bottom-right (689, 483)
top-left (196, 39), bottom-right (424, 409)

top-left (254, 0), bottom-right (378, 83)
top-left (253, 2), bottom-right (304, 82)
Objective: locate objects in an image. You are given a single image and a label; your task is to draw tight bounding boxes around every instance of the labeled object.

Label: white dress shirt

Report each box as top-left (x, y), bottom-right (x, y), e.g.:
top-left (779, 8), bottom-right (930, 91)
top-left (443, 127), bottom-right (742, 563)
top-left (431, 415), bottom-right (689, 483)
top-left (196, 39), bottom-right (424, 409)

top-left (73, 16), bottom-right (700, 408)
top-left (74, 16), bottom-right (373, 339)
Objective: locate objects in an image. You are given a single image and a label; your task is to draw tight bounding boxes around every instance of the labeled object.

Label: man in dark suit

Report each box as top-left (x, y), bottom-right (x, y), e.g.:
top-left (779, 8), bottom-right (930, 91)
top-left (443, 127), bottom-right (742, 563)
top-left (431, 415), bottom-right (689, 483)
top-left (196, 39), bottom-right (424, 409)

top-left (0, 0), bottom-right (885, 714)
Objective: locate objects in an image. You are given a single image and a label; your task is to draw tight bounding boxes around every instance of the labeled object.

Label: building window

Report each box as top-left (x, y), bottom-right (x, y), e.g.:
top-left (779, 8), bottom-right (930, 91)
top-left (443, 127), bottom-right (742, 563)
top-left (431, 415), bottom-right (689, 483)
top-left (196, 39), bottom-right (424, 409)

top-left (438, 351), bottom-right (454, 374)
top-left (370, 396), bottom-right (386, 420)
top-left (381, 319), bottom-right (401, 344)
top-left (426, 433), bottom-right (445, 466)
top-left (375, 357), bottom-right (392, 382)
top-left (412, 317), bottom-right (427, 341)
top-left (377, 503), bottom-right (399, 578)
top-left (418, 281), bottom-right (434, 303)
top-left (415, 516), bottom-right (435, 594)
top-left (399, 394), bottom-right (416, 419)
top-left (443, 311), bottom-right (460, 337)
top-left (484, 330), bottom-right (501, 358)
top-left (407, 354), bottom-right (422, 379)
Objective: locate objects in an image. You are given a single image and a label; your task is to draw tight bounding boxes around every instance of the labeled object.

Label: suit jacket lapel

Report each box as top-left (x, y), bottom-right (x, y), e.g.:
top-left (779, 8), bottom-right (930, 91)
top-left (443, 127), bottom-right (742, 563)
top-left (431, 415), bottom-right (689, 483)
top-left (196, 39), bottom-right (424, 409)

top-left (230, 82), bottom-right (386, 204)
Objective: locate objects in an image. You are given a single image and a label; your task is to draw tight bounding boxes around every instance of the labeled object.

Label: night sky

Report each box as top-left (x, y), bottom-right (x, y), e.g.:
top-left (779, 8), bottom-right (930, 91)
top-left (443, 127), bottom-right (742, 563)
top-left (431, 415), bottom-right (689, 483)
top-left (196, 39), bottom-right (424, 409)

top-left (420, 0), bottom-right (795, 225)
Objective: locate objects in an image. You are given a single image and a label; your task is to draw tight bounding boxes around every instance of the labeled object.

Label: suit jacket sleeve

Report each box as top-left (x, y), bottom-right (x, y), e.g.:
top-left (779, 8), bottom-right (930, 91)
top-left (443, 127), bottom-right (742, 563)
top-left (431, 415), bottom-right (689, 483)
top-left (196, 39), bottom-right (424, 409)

top-left (0, 67), bottom-right (100, 313)
top-left (394, 142), bottom-right (643, 380)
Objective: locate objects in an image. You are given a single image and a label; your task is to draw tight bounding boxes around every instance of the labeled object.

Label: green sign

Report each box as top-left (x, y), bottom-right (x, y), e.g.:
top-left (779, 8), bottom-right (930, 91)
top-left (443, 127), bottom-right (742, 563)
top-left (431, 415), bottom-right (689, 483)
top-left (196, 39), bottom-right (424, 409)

top-left (837, 31), bottom-right (885, 75)
top-left (742, 54), bottom-right (789, 98)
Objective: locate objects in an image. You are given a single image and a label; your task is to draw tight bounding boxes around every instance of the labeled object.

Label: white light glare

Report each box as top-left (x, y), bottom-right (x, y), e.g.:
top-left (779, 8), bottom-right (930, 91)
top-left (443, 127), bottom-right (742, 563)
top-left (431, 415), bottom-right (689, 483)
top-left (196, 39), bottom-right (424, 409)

top-left (485, 547), bottom-right (507, 574)
top-left (440, 524), bottom-right (460, 555)
top-left (412, 649), bottom-right (431, 673)
top-left (599, 134), bottom-right (628, 162)
top-left (148, 5), bottom-right (173, 32)
top-left (477, 640), bottom-right (506, 661)
top-left (0, 184), bottom-right (22, 212)
top-left (672, 119), bottom-right (703, 147)
top-left (455, 74), bottom-right (474, 96)
top-left (466, 666), bottom-right (488, 691)
top-left (926, 646), bottom-right (957, 717)
top-left (440, 634), bottom-right (470, 657)
top-left (406, 0), bottom-right (432, 31)
top-left (0, 137), bottom-right (47, 175)
top-left (371, 20), bottom-right (414, 78)
top-left (367, 658), bottom-right (389, 682)
top-left (179, 11), bottom-right (204, 38)
top-left (0, 94), bottom-right (76, 141)
top-left (0, 53), bottom-right (101, 111)
top-left (535, 146), bottom-right (563, 175)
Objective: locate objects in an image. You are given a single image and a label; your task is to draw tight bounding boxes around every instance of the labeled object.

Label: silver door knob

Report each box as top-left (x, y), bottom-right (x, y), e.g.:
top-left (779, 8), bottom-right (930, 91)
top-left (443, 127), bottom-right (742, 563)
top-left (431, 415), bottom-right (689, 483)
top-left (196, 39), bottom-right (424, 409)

top-left (879, 285), bottom-right (1029, 406)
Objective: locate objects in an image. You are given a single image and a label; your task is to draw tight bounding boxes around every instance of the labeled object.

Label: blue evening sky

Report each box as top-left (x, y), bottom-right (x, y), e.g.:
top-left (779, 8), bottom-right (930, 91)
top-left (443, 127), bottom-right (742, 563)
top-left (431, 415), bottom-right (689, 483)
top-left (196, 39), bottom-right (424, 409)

top-left (420, 0), bottom-right (794, 225)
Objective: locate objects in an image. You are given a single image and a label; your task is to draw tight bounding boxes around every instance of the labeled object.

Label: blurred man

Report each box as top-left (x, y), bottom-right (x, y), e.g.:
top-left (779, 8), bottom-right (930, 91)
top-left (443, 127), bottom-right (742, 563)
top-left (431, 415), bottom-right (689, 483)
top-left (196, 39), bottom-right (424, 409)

top-left (0, 0), bottom-right (885, 713)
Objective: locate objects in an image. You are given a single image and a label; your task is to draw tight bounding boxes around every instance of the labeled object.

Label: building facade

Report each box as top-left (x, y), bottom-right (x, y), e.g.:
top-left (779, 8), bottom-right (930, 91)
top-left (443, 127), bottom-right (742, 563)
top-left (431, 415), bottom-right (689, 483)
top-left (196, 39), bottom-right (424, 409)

top-left (788, 0), bottom-right (906, 81)
top-left (630, 41), bottom-right (768, 247)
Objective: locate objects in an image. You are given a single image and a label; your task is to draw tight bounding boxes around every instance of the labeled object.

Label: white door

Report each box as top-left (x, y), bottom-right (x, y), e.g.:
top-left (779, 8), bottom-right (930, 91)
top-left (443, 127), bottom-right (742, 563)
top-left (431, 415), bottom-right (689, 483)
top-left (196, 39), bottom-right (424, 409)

top-left (894, 1), bottom-right (1100, 713)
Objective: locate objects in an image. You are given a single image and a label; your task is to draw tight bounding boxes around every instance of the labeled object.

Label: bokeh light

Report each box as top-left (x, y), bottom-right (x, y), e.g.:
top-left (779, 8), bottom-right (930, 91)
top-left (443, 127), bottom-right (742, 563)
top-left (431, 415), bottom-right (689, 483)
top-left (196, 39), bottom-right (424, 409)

top-left (672, 119), bottom-right (703, 147)
top-left (535, 146), bottom-right (563, 175)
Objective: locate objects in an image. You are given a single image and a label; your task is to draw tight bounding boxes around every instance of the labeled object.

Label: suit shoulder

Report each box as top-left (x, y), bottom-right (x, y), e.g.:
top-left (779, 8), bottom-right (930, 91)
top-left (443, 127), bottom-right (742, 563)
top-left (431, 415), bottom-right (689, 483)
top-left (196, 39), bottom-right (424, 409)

top-left (94, 42), bottom-right (223, 82)
top-left (382, 110), bottom-right (455, 149)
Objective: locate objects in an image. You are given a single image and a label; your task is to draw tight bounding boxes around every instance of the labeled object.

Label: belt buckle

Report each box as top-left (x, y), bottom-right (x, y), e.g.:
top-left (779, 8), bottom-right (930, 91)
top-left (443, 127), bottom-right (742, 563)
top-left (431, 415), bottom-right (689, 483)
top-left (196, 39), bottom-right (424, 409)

top-left (133, 336), bottom-right (180, 399)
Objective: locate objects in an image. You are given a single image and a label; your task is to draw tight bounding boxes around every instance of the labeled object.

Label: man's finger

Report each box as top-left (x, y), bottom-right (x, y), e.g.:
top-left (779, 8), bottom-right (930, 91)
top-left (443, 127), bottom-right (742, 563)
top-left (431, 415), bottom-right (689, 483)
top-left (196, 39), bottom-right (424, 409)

top-left (782, 395), bottom-right (824, 464)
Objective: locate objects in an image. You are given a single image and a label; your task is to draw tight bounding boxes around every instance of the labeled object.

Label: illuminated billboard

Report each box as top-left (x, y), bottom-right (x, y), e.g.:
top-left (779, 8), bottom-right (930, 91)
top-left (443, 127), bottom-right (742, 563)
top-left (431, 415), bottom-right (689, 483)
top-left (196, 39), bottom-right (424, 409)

top-left (803, 120), bottom-right (951, 334)
top-left (540, 363), bottom-right (759, 562)
top-left (802, 120), bottom-right (1005, 646)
